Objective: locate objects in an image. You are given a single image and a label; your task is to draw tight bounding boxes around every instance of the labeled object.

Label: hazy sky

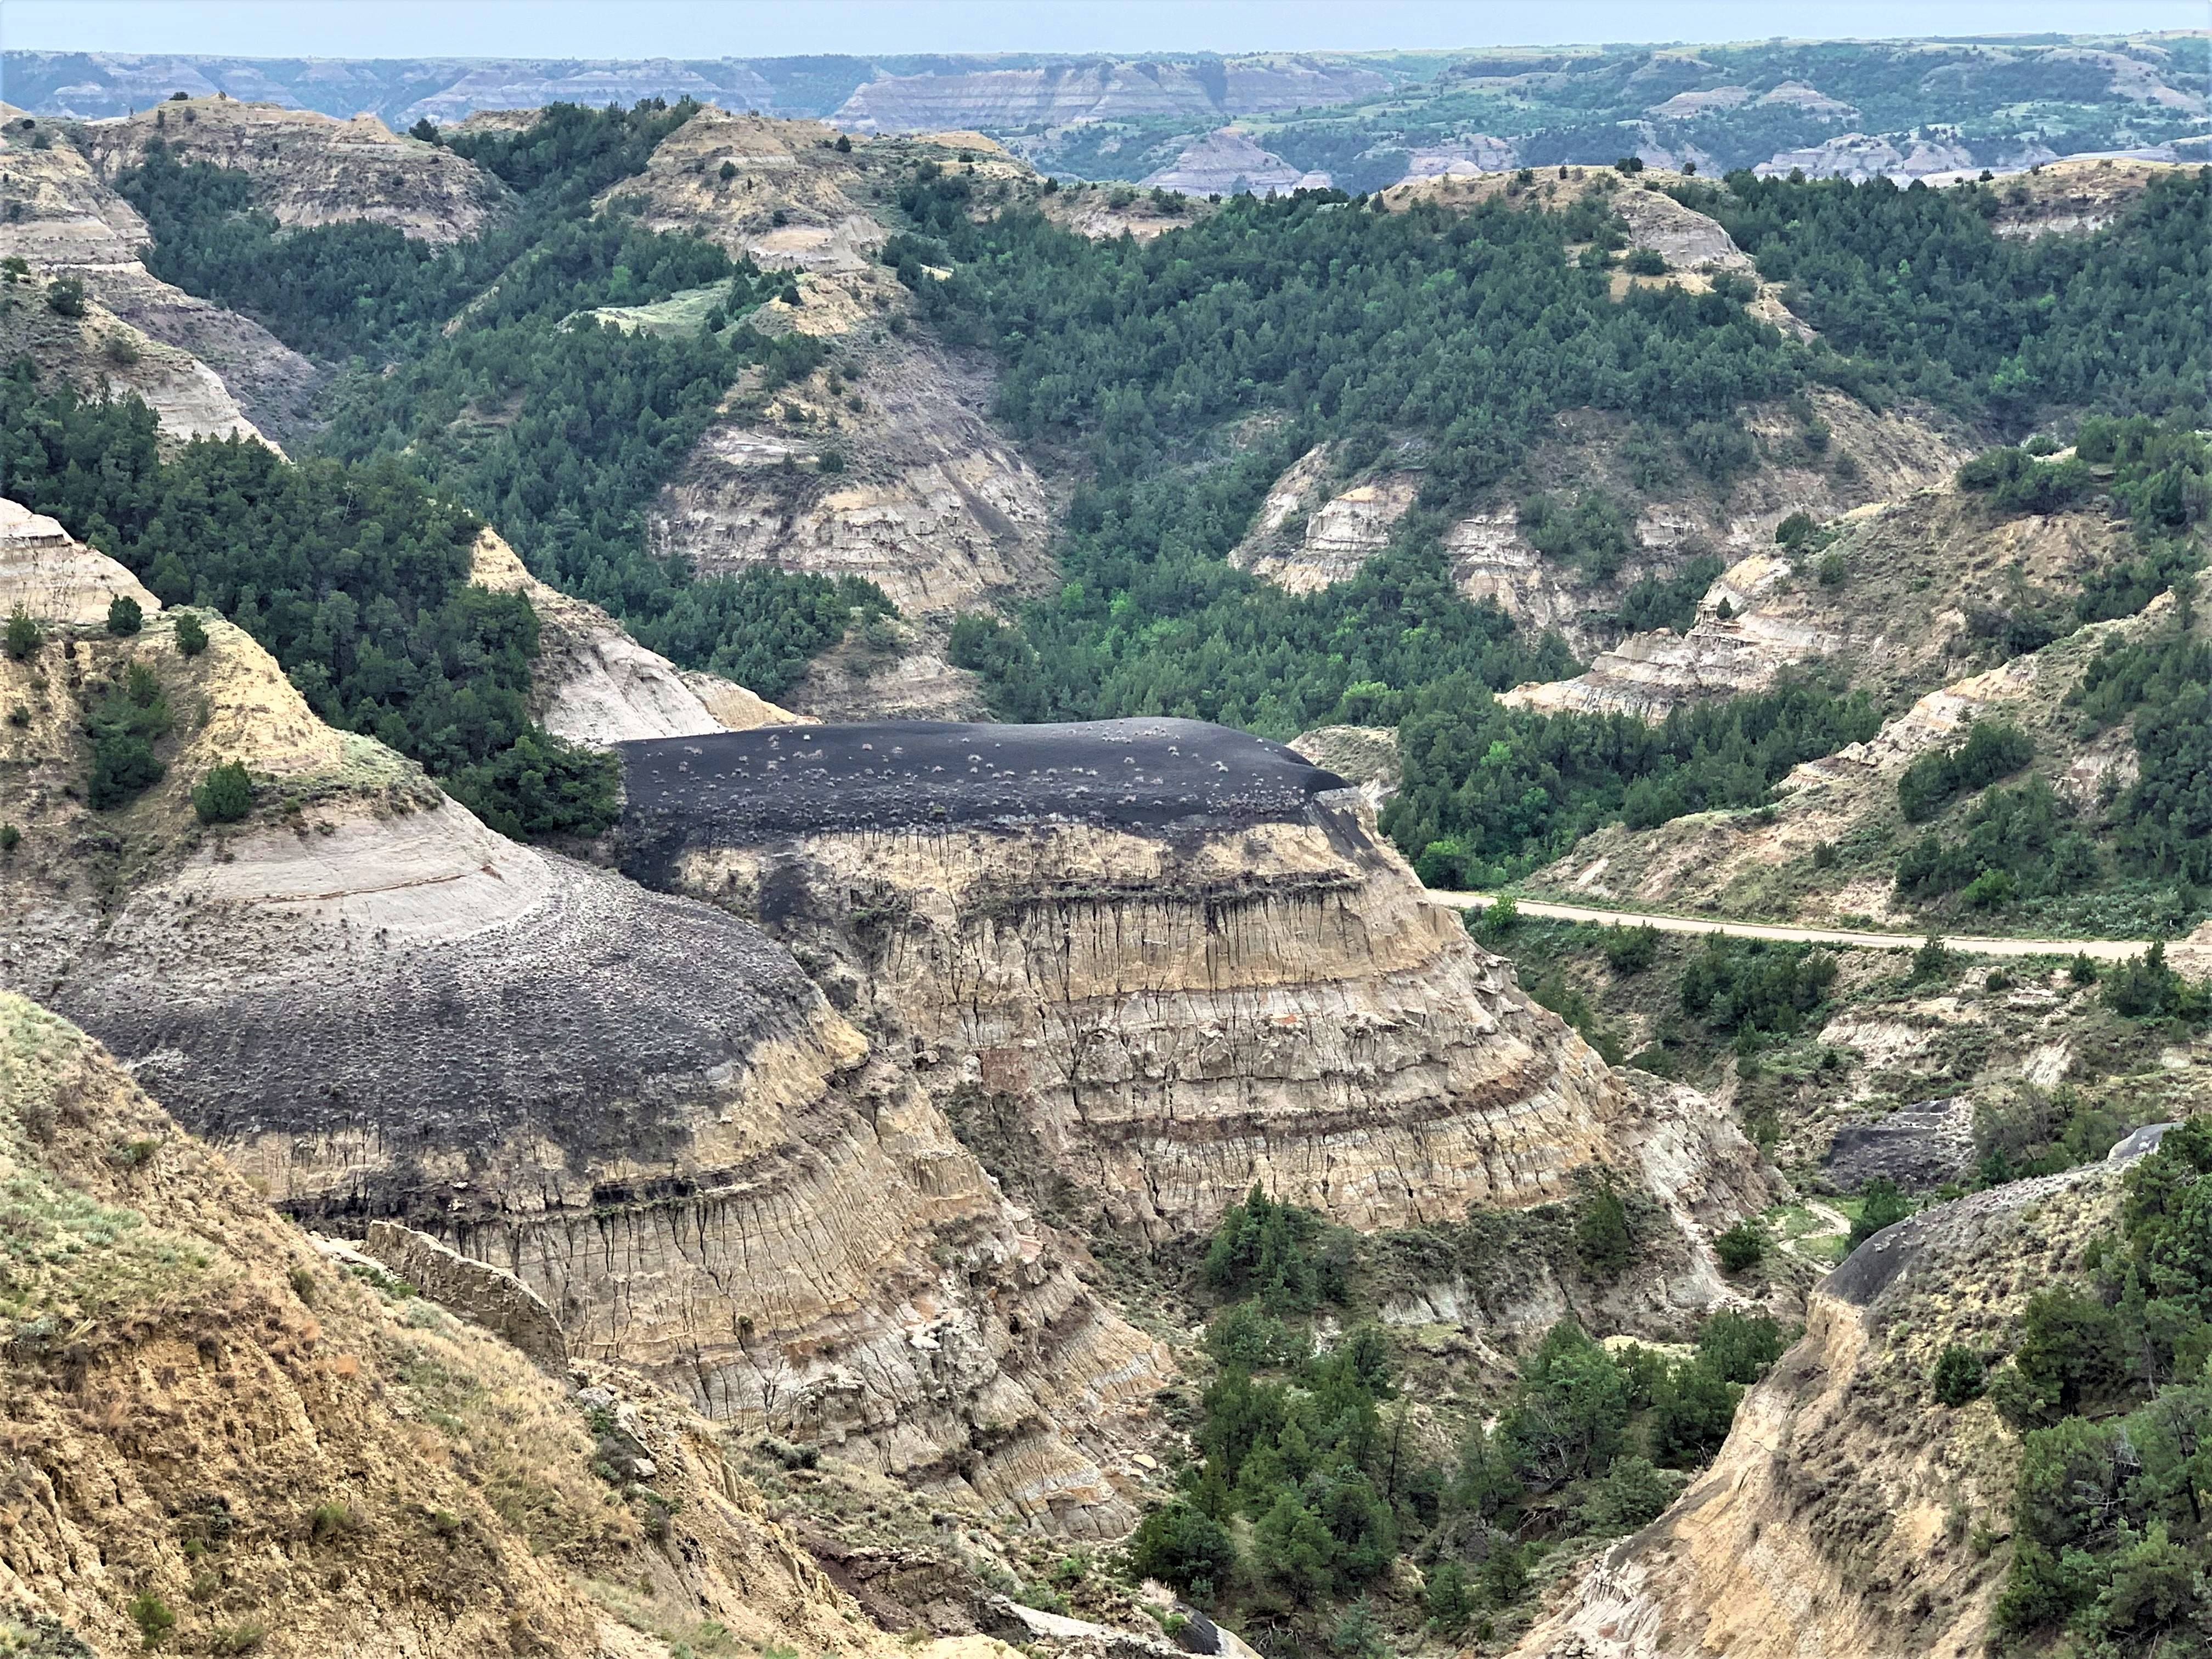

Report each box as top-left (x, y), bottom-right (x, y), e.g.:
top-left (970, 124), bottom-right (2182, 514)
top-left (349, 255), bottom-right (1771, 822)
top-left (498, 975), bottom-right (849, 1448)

top-left (4, 1), bottom-right (2205, 59)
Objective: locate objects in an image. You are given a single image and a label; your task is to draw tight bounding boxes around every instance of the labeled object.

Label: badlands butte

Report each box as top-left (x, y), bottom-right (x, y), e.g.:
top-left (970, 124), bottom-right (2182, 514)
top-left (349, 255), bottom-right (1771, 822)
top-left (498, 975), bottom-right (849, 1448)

top-left (0, 61), bottom-right (2207, 1659)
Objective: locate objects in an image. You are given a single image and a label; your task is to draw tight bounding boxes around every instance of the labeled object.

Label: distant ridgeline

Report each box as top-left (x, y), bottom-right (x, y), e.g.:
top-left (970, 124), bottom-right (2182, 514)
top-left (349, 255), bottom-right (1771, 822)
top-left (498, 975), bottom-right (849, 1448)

top-left (8, 36), bottom-right (2205, 191)
top-left (902, 162), bottom-right (2208, 887)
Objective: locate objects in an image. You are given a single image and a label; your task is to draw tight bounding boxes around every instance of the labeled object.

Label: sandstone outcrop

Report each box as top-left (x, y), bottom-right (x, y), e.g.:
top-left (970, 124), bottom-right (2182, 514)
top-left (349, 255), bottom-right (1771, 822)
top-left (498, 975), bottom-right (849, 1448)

top-left (1233, 391), bottom-right (1965, 641)
top-left (1, 605), bottom-right (1165, 1533)
top-left (0, 991), bottom-right (1015, 1658)
top-left (360, 1217), bottom-right (569, 1370)
top-left (467, 528), bottom-right (798, 743)
top-left (1511, 1162), bottom-right (2129, 1659)
top-left (1499, 552), bottom-right (1846, 717)
top-left (0, 496), bottom-right (160, 625)
top-left (1231, 452), bottom-right (1417, 592)
top-left (649, 324), bottom-right (1054, 618)
top-left (832, 57), bottom-right (1387, 134)
top-left (621, 719), bottom-right (1775, 1299)
top-left (78, 97), bottom-right (510, 243)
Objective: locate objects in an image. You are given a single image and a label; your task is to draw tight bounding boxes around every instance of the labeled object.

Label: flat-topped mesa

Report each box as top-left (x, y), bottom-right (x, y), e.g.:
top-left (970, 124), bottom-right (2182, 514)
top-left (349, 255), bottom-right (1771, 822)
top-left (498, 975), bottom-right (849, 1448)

top-left (10, 622), bottom-right (1161, 1532)
top-left (622, 719), bottom-right (1773, 1260)
top-left (619, 716), bottom-right (1347, 857)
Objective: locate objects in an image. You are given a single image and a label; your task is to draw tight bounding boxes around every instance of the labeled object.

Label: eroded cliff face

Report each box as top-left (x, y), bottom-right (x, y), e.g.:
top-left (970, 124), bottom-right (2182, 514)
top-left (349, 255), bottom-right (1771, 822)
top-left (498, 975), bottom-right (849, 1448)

top-left (0, 604), bottom-right (1165, 1535)
top-left (832, 57), bottom-right (1389, 134)
top-left (620, 720), bottom-right (1775, 1314)
top-left (613, 113), bottom-right (1056, 717)
top-left (78, 96), bottom-right (510, 243)
top-left (467, 527), bottom-right (799, 743)
top-left (1523, 594), bottom-right (2169, 926)
top-left (0, 991), bottom-right (1032, 1659)
top-left (1511, 1165), bottom-right (2126, 1659)
top-left (1231, 391), bottom-right (1967, 655)
top-left (0, 125), bottom-right (320, 444)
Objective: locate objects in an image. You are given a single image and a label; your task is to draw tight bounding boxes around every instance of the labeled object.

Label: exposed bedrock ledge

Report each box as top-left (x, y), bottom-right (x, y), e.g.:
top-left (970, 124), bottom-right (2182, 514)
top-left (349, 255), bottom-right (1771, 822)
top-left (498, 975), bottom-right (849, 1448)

top-left (620, 720), bottom-right (1772, 1252)
top-left (39, 797), bottom-right (1165, 1531)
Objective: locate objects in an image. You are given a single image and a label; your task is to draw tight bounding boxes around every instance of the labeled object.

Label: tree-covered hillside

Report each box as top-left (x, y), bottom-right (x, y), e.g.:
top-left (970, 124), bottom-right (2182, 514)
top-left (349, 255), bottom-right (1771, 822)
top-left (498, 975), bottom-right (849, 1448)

top-left (900, 162), bottom-right (2208, 890)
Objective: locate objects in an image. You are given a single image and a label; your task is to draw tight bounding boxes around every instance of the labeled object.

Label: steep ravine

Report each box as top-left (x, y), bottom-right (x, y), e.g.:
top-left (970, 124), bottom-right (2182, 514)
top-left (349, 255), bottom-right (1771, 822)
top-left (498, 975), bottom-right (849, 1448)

top-left (1511, 1163), bottom-right (2131, 1659)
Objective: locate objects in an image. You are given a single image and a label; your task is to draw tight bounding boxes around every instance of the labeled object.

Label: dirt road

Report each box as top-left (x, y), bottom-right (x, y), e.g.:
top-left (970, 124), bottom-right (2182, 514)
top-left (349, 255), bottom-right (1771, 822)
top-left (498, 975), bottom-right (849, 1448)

top-left (1420, 891), bottom-right (2156, 961)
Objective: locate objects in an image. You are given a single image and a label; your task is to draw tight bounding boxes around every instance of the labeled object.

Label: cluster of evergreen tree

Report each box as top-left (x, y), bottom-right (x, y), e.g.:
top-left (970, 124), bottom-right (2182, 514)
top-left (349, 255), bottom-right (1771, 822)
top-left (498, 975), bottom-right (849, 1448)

top-left (1383, 673), bottom-right (1880, 888)
top-left (0, 369), bottom-right (611, 837)
top-left (1127, 1189), bottom-right (1787, 1637)
top-left (1983, 1120), bottom-right (2212, 1647)
top-left (1684, 167), bottom-right (2210, 426)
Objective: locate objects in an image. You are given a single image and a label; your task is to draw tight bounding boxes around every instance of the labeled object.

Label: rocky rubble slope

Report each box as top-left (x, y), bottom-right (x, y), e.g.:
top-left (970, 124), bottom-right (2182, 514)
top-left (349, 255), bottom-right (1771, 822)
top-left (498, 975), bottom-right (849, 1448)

top-left (0, 990), bottom-right (1012, 1659)
top-left (0, 574), bottom-right (1165, 1534)
top-left (1511, 1161), bottom-right (2129, 1659)
top-left (78, 96), bottom-right (510, 244)
top-left (619, 719), bottom-right (1776, 1316)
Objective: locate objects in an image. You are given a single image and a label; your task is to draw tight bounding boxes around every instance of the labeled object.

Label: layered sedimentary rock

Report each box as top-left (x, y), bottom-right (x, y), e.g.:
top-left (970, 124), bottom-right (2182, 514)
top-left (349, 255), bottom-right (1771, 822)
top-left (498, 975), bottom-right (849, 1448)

top-left (650, 325), bottom-right (1054, 618)
top-left (468, 527), bottom-right (798, 743)
top-left (622, 719), bottom-right (1773, 1262)
top-left (1511, 1160), bottom-right (2135, 1659)
top-left (0, 495), bottom-right (160, 624)
top-left (396, 58), bottom-right (780, 126)
top-left (0, 123), bottom-right (318, 443)
top-left (613, 113), bottom-right (1053, 717)
top-left (1500, 553), bottom-right (1846, 717)
top-left (0, 993), bottom-right (1020, 1657)
top-left (833, 57), bottom-right (1387, 134)
top-left (1232, 452), bottom-right (1417, 593)
top-left (1141, 127), bottom-right (1316, 196)
top-left (1754, 130), bottom-right (1978, 180)
top-left (78, 97), bottom-right (510, 243)
top-left (3, 610), bottom-right (1163, 1532)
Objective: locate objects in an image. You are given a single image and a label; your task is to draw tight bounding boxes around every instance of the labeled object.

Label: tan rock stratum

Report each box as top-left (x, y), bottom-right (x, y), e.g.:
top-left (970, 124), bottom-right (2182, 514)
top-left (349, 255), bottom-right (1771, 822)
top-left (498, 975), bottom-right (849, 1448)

top-left (0, 990), bottom-right (1034, 1658)
top-left (79, 97), bottom-right (510, 244)
top-left (2, 612), bottom-right (1164, 1533)
top-left (0, 496), bottom-right (160, 624)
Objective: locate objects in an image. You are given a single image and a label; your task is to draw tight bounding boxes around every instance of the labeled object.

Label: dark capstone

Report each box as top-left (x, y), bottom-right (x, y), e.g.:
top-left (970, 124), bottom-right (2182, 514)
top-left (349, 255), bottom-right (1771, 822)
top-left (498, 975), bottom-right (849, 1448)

top-left (617, 718), bottom-right (1348, 876)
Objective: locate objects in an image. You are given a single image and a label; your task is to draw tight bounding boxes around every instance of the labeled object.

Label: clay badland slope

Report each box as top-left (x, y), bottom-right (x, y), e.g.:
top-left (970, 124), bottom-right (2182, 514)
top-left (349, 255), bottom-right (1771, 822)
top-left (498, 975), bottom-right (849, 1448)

top-left (1233, 171), bottom-right (1969, 653)
top-left (1516, 488), bottom-right (2153, 928)
top-left (467, 526), bottom-right (799, 743)
top-left (0, 122), bottom-right (313, 444)
top-left (77, 96), bottom-right (510, 244)
top-left (1511, 1159), bottom-right (2132, 1659)
top-left (0, 526), bottom-right (1167, 1536)
top-left (618, 719), bottom-right (1779, 1340)
top-left (0, 990), bottom-right (1041, 1659)
top-left (608, 110), bottom-right (1057, 718)
top-left (831, 57), bottom-right (1390, 135)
